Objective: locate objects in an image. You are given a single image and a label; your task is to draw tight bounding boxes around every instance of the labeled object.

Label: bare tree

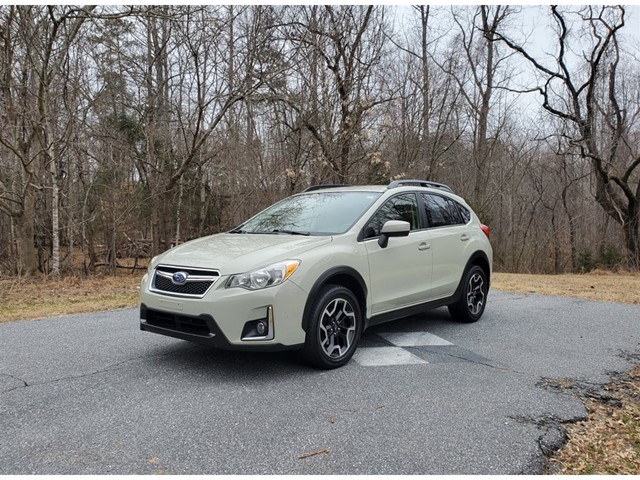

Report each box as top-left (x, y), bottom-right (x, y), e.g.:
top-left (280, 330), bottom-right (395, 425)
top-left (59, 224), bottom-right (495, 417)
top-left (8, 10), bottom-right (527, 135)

top-left (1, 6), bottom-right (638, 276)
top-left (284, 6), bottom-right (393, 183)
top-left (437, 6), bottom-right (516, 213)
top-left (0, 5), bottom-right (92, 276)
top-left (0, 7), bottom-right (37, 275)
top-left (384, 6), bottom-right (466, 181)
top-left (494, 5), bottom-right (640, 267)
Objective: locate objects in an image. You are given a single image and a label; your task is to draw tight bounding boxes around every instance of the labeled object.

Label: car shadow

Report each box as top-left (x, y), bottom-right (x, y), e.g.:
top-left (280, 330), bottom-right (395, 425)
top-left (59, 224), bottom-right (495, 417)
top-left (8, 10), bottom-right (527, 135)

top-left (141, 307), bottom-right (457, 380)
top-left (142, 340), bottom-right (314, 382)
top-left (364, 307), bottom-right (453, 335)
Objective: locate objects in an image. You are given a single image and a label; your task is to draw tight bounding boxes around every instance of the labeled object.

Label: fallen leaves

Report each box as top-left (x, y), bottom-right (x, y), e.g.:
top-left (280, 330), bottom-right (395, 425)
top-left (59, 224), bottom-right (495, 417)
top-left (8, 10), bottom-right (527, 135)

top-left (549, 365), bottom-right (640, 474)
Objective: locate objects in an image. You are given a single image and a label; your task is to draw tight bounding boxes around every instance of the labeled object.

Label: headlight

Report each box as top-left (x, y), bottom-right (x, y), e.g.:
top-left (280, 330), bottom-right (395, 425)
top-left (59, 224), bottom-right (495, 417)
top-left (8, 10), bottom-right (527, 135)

top-left (227, 260), bottom-right (300, 290)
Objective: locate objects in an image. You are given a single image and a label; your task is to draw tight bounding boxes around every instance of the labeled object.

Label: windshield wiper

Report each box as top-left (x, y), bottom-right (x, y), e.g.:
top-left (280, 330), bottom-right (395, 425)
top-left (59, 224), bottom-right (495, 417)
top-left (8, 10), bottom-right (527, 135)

top-left (228, 227), bottom-right (246, 234)
top-left (271, 229), bottom-right (310, 236)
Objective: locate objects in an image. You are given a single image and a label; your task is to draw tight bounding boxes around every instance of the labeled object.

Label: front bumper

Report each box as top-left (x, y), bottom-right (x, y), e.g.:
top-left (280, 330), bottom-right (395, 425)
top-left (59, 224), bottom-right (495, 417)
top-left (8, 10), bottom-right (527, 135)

top-left (139, 304), bottom-right (299, 351)
top-left (139, 272), bottom-right (308, 351)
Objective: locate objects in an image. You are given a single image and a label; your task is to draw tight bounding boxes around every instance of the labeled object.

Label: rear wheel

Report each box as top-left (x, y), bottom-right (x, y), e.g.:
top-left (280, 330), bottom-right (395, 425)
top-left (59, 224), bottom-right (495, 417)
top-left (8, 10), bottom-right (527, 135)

top-left (448, 265), bottom-right (488, 323)
top-left (303, 285), bottom-right (362, 369)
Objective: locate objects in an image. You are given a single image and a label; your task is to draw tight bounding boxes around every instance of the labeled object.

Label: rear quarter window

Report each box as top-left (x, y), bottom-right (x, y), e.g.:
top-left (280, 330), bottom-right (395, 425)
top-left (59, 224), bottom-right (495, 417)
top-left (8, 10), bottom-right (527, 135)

top-left (421, 193), bottom-right (467, 227)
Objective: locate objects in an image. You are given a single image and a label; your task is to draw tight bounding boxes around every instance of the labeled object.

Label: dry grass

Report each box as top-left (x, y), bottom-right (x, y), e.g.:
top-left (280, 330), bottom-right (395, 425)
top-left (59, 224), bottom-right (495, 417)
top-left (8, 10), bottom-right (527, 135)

top-left (0, 273), bottom-right (141, 323)
top-left (492, 270), bottom-right (640, 305)
top-left (548, 366), bottom-right (640, 474)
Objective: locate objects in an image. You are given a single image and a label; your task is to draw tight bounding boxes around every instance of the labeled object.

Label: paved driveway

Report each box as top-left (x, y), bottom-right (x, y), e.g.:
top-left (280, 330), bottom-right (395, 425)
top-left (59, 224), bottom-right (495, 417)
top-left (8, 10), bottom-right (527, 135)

top-left (1, 291), bottom-right (638, 474)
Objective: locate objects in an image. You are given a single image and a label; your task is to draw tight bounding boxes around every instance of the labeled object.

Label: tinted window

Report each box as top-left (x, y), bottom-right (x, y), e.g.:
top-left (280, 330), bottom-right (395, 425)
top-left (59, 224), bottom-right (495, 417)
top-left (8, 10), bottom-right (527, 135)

top-left (363, 194), bottom-right (419, 239)
top-left (457, 203), bottom-right (471, 223)
top-left (421, 193), bottom-right (465, 228)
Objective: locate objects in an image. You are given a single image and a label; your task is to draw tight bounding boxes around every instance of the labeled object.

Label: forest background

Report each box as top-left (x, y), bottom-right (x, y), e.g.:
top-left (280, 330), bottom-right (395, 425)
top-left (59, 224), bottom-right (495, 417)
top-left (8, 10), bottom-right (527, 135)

top-left (1, 5), bottom-right (640, 278)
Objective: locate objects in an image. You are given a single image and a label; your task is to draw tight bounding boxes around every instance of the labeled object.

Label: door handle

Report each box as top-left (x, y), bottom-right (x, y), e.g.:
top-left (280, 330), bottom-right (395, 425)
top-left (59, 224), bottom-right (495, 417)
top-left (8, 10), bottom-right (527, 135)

top-left (418, 242), bottom-right (431, 251)
top-left (460, 234), bottom-right (470, 242)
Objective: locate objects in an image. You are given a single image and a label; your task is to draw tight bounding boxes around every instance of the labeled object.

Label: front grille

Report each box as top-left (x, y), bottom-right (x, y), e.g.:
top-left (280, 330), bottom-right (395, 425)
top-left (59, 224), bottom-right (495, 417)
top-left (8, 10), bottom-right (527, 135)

top-left (145, 309), bottom-right (211, 336)
top-left (151, 265), bottom-right (220, 298)
top-left (154, 275), bottom-right (212, 295)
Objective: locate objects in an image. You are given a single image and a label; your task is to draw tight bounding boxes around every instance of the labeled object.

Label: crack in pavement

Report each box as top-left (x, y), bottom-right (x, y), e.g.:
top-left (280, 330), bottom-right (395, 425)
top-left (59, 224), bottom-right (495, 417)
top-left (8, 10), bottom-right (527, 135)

top-left (0, 373), bottom-right (29, 392)
top-left (514, 353), bottom-right (640, 474)
top-left (509, 412), bottom-right (584, 474)
top-left (420, 346), bottom-right (532, 376)
top-left (0, 347), bottom-right (194, 394)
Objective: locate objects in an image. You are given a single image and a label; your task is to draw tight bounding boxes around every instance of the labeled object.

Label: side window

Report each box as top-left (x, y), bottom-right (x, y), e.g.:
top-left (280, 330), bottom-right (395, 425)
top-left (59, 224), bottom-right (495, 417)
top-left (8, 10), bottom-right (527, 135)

top-left (457, 203), bottom-right (471, 224)
top-left (363, 194), bottom-right (419, 239)
top-left (445, 199), bottom-right (464, 225)
top-left (421, 194), bottom-right (464, 228)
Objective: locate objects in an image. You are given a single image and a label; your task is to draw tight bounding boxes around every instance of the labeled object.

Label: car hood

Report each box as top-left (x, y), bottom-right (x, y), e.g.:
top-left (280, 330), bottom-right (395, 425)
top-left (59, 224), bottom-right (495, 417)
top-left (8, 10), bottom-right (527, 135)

top-left (154, 233), bottom-right (333, 274)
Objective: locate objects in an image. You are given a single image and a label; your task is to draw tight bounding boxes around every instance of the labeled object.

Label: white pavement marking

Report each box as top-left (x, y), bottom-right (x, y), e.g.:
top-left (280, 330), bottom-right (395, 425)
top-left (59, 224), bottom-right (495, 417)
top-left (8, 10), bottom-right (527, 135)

top-left (380, 331), bottom-right (453, 347)
top-left (352, 346), bottom-right (427, 367)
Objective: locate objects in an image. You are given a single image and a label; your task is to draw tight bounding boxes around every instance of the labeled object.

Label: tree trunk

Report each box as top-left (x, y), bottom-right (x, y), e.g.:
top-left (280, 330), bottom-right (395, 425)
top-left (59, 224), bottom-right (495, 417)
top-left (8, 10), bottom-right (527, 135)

top-left (623, 205), bottom-right (640, 268)
top-left (175, 176), bottom-right (184, 246)
top-left (15, 194), bottom-right (37, 276)
top-left (46, 119), bottom-right (61, 278)
top-left (562, 187), bottom-right (578, 272)
top-left (420, 6), bottom-right (430, 145)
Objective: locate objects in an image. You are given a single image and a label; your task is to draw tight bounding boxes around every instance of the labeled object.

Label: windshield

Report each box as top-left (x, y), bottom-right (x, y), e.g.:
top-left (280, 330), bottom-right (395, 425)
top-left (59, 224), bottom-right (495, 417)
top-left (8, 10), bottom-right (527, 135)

top-left (236, 191), bottom-right (382, 235)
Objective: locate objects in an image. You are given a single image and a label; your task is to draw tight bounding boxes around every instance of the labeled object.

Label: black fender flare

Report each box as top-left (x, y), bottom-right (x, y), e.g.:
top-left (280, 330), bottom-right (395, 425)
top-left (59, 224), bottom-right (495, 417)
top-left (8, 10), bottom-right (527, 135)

top-left (301, 266), bottom-right (368, 333)
top-left (451, 251), bottom-right (492, 302)
top-left (467, 250), bottom-right (491, 285)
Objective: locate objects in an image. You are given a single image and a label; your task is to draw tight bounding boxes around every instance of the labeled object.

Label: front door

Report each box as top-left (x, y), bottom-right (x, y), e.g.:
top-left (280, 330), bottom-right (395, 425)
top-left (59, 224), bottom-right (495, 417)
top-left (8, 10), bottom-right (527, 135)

top-left (363, 193), bottom-right (433, 316)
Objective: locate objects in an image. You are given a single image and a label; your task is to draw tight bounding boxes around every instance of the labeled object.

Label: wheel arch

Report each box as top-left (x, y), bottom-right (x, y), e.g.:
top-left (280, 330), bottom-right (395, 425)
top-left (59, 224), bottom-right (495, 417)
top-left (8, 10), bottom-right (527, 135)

top-left (467, 250), bottom-right (491, 288)
top-left (449, 250), bottom-right (492, 305)
top-left (301, 266), bottom-right (368, 333)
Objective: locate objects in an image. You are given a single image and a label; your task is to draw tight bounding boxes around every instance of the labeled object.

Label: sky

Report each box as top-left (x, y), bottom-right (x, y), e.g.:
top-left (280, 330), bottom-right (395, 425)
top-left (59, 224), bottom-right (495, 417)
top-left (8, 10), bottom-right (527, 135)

top-left (391, 5), bottom-right (640, 124)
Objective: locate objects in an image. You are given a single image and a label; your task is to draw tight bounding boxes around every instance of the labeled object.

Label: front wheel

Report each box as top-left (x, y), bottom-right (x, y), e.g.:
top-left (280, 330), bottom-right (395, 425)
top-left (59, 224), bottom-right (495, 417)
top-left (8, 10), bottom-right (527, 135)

top-left (302, 285), bottom-right (363, 369)
top-left (448, 265), bottom-right (488, 323)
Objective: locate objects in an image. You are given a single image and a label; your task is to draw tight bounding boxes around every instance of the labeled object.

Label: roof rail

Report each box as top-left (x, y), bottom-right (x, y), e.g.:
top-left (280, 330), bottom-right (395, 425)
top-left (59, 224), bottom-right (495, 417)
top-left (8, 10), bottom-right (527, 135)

top-left (387, 179), bottom-right (453, 193)
top-left (303, 184), bottom-right (349, 192)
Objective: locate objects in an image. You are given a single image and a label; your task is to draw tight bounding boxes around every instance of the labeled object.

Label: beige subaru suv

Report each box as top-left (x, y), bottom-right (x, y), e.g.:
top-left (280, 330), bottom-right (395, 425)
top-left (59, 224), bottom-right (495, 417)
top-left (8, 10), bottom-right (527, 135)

top-left (139, 180), bottom-right (492, 368)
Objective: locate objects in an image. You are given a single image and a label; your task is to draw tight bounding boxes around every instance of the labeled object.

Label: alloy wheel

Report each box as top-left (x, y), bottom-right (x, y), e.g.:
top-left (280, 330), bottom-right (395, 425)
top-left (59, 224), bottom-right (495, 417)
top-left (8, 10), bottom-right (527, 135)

top-left (466, 272), bottom-right (485, 316)
top-left (319, 297), bottom-right (356, 359)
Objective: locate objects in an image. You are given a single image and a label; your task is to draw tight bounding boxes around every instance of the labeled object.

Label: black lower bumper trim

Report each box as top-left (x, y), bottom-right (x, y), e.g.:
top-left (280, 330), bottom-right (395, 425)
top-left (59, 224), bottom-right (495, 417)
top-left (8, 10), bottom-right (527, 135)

top-left (139, 304), bottom-right (302, 352)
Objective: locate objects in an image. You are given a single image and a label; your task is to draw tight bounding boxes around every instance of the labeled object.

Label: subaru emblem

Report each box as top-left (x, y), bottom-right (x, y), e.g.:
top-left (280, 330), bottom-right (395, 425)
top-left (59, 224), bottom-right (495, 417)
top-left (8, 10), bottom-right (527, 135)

top-left (171, 271), bottom-right (188, 285)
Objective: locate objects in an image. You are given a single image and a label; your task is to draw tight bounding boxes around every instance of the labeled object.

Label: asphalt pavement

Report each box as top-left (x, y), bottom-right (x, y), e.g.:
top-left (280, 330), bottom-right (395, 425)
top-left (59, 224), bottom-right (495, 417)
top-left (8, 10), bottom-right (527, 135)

top-left (1, 291), bottom-right (639, 474)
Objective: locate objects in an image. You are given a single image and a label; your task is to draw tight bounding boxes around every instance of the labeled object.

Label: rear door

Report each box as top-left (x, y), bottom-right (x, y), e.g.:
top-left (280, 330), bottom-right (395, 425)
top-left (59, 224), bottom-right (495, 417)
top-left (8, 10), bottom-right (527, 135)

top-left (420, 193), bottom-right (469, 299)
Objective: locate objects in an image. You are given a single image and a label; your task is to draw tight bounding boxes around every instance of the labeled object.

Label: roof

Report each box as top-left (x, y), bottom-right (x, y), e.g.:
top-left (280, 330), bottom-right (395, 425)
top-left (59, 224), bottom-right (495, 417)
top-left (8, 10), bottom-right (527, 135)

top-left (302, 179), bottom-right (454, 193)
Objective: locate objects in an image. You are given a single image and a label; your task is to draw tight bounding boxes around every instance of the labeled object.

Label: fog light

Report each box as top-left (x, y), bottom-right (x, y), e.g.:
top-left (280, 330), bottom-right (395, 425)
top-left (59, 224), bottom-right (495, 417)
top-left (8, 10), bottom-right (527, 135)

top-left (240, 306), bottom-right (274, 341)
top-left (256, 320), bottom-right (267, 336)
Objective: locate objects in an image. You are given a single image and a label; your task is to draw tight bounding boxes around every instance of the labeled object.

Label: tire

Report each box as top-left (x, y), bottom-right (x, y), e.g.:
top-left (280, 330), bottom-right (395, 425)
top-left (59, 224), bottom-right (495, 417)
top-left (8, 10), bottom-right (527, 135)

top-left (448, 265), bottom-right (488, 323)
top-left (302, 285), bottom-right (363, 369)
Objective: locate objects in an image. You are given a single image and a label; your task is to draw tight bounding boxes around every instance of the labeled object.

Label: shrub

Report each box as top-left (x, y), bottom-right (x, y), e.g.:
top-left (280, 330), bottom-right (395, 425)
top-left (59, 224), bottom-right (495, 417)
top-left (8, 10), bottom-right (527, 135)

top-left (577, 249), bottom-right (597, 273)
top-left (598, 245), bottom-right (624, 270)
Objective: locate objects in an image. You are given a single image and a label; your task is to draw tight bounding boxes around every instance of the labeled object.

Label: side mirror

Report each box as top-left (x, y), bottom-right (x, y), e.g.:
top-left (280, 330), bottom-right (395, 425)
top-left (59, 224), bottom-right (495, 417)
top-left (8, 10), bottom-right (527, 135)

top-left (378, 220), bottom-right (410, 248)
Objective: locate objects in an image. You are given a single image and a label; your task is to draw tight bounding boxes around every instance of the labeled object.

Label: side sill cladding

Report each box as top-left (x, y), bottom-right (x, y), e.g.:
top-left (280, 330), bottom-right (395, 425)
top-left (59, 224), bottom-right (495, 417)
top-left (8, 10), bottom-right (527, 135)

top-left (301, 266), bottom-right (368, 333)
top-left (365, 250), bottom-right (491, 330)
